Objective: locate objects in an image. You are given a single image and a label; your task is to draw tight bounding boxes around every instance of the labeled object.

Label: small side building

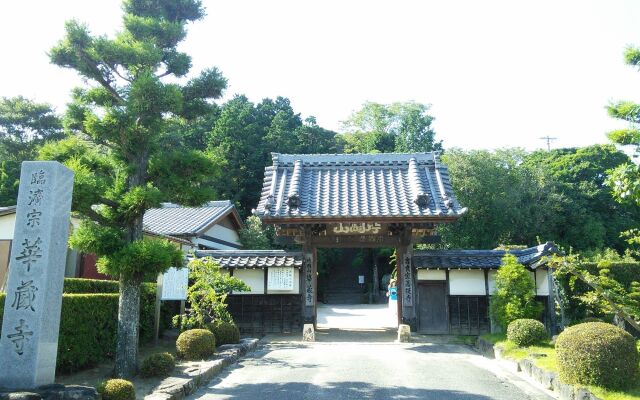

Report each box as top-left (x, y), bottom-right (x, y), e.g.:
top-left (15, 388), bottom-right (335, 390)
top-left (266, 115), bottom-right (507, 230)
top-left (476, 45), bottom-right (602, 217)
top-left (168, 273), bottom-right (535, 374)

top-left (413, 242), bottom-right (557, 335)
top-left (195, 249), bottom-right (303, 336)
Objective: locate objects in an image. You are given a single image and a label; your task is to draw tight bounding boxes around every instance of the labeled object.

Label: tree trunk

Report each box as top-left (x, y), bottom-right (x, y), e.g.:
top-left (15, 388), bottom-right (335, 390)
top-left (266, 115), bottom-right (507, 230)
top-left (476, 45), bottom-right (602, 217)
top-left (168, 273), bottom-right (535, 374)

top-left (115, 152), bottom-right (148, 378)
top-left (115, 274), bottom-right (142, 378)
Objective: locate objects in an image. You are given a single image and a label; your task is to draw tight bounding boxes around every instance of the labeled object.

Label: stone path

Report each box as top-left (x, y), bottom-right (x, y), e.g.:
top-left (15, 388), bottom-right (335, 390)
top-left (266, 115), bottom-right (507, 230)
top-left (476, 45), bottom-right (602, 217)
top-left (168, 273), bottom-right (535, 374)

top-left (188, 333), bottom-right (554, 400)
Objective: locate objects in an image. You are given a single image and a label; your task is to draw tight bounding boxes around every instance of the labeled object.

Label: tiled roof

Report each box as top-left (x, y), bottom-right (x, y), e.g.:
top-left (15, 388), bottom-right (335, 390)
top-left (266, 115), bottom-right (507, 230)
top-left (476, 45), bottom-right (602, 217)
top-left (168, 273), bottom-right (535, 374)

top-left (254, 152), bottom-right (466, 222)
top-left (143, 201), bottom-right (237, 236)
top-left (413, 242), bottom-right (558, 269)
top-left (194, 250), bottom-right (303, 269)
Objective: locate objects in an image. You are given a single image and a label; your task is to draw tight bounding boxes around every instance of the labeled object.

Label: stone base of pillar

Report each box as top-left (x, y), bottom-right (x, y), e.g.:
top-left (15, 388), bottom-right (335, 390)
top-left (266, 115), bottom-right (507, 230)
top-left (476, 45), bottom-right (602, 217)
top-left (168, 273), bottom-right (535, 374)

top-left (302, 324), bottom-right (315, 342)
top-left (401, 317), bottom-right (417, 331)
top-left (397, 324), bottom-right (411, 343)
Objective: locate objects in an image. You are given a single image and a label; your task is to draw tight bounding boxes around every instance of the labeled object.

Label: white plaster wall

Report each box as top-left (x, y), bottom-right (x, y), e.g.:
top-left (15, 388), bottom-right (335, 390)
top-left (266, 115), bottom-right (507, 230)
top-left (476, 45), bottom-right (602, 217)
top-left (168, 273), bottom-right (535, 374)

top-left (417, 269), bottom-right (446, 281)
top-left (0, 214), bottom-right (16, 240)
top-left (233, 269), bottom-right (264, 294)
top-left (488, 269), bottom-right (546, 295)
top-left (449, 270), bottom-right (486, 295)
top-left (535, 268), bottom-right (550, 296)
top-left (193, 236), bottom-right (235, 250)
top-left (205, 224), bottom-right (241, 246)
top-left (267, 269), bottom-right (300, 294)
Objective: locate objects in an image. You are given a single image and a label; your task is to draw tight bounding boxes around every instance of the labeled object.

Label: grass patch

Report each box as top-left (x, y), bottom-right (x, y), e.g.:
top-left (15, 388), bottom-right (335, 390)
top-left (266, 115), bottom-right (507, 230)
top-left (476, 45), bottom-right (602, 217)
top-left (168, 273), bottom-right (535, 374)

top-left (479, 333), bottom-right (506, 344)
top-left (498, 339), bottom-right (558, 372)
top-left (588, 387), bottom-right (640, 400)
top-left (453, 335), bottom-right (477, 345)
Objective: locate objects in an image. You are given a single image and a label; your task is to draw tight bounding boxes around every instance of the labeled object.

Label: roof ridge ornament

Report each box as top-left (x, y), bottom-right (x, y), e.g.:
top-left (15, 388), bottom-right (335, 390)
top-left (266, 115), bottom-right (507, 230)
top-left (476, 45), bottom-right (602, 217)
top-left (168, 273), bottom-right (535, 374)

top-left (287, 159), bottom-right (303, 209)
top-left (408, 157), bottom-right (430, 208)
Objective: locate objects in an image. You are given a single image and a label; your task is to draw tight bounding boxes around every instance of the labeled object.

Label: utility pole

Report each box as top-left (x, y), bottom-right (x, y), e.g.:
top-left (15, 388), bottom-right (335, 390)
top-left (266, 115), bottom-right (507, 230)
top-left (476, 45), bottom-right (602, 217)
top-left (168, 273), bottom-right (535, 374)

top-left (539, 136), bottom-right (557, 151)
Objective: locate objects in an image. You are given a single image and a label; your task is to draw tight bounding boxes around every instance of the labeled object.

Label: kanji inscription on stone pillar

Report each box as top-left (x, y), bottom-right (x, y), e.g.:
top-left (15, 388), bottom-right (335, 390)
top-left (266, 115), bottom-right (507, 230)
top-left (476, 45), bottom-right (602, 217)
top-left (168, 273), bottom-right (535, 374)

top-left (0, 161), bottom-right (73, 389)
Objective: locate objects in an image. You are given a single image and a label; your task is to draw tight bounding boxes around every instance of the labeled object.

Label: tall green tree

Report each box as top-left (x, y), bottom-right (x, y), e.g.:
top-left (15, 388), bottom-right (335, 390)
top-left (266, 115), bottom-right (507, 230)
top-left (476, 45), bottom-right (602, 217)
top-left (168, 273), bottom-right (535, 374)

top-left (208, 96), bottom-right (337, 215)
top-left (439, 149), bottom-right (561, 249)
top-left (606, 45), bottom-right (640, 248)
top-left (339, 101), bottom-right (441, 153)
top-left (524, 145), bottom-right (639, 251)
top-left (0, 97), bottom-right (63, 205)
top-left (47, 0), bottom-right (226, 377)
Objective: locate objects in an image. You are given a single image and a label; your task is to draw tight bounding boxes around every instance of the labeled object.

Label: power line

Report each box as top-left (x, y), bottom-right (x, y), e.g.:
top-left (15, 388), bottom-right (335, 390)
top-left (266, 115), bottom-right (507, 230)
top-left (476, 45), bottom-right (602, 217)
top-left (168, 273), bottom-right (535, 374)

top-left (539, 136), bottom-right (557, 151)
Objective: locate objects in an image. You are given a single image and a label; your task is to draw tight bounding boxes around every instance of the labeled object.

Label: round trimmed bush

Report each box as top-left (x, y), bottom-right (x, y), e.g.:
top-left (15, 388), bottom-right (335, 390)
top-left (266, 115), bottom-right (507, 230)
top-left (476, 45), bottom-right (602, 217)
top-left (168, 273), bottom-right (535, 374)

top-left (556, 322), bottom-right (639, 389)
top-left (98, 379), bottom-right (135, 400)
top-left (140, 352), bottom-right (175, 378)
top-left (176, 328), bottom-right (216, 360)
top-left (208, 320), bottom-right (240, 346)
top-left (507, 319), bottom-right (548, 346)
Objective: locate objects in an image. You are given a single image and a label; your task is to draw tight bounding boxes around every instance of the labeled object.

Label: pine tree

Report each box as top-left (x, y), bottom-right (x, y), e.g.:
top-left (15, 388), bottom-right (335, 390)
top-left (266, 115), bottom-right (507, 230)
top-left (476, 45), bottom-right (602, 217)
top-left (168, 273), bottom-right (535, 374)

top-left (46, 0), bottom-right (226, 377)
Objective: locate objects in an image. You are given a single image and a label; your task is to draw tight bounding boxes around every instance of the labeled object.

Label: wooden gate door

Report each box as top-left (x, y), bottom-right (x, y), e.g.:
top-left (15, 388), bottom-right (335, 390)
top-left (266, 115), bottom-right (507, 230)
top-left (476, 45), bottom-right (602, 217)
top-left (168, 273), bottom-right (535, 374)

top-left (418, 282), bottom-right (449, 334)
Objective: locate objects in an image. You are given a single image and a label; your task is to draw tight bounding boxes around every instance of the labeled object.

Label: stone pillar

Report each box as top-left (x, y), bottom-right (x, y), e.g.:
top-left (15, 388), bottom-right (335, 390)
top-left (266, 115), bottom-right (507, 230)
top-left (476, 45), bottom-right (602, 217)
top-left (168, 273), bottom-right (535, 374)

top-left (399, 245), bottom-right (416, 330)
top-left (302, 244), bottom-right (316, 326)
top-left (0, 161), bottom-right (73, 389)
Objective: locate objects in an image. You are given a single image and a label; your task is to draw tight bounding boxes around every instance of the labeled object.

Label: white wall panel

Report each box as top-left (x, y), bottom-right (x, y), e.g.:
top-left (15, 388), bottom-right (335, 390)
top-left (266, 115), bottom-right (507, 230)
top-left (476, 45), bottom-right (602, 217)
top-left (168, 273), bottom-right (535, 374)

top-left (232, 269), bottom-right (264, 294)
top-left (449, 270), bottom-right (486, 295)
top-left (417, 269), bottom-right (446, 281)
top-left (535, 268), bottom-right (550, 296)
top-left (206, 224), bottom-right (241, 245)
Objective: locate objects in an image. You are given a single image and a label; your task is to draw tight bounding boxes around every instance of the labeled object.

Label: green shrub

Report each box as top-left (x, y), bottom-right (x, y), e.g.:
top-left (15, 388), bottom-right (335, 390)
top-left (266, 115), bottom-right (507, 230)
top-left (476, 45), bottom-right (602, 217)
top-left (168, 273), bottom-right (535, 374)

top-left (489, 254), bottom-right (544, 330)
top-left (57, 293), bottom-right (119, 372)
top-left (507, 319), bottom-right (547, 346)
top-left (63, 278), bottom-right (119, 293)
top-left (62, 278), bottom-right (165, 343)
top-left (176, 329), bottom-right (216, 360)
top-left (98, 379), bottom-right (135, 400)
top-left (208, 320), bottom-right (240, 345)
top-left (0, 281), bottom-right (169, 374)
top-left (556, 322), bottom-right (639, 389)
top-left (140, 352), bottom-right (175, 378)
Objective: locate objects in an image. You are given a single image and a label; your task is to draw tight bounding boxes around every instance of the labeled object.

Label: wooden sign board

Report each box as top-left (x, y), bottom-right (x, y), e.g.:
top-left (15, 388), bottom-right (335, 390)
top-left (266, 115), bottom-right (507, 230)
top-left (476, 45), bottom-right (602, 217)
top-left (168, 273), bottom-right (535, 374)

top-left (161, 267), bottom-right (189, 300)
top-left (267, 267), bottom-right (295, 290)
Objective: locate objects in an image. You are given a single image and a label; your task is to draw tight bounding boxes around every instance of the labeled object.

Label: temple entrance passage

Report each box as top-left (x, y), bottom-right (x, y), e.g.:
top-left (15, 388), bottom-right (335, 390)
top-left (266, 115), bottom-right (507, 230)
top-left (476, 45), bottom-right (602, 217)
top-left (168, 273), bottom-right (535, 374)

top-left (316, 304), bottom-right (398, 330)
top-left (418, 282), bottom-right (448, 334)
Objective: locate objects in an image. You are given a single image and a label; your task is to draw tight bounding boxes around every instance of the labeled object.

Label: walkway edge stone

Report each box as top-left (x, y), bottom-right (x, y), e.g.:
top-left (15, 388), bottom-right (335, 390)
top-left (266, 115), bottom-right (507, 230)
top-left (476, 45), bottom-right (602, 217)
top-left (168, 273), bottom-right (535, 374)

top-left (475, 337), bottom-right (602, 400)
top-left (145, 338), bottom-right (259, 400)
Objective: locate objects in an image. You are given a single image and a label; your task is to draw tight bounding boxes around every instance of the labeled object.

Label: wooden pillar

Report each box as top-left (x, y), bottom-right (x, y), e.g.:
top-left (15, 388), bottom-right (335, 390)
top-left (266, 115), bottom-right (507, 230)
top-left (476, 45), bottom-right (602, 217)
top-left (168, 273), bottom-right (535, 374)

top-left (302, 243), bottom-right (317, 326)
top-left (397, 243), bottom-right (416, 330)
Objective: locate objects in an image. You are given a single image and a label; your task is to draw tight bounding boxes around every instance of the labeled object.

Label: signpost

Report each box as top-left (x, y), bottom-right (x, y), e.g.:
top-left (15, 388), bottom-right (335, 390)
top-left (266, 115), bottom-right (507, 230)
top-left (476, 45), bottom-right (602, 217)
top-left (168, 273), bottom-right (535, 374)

top-left (0, 162), bottom-right (73, 389)
top-left (154, 266), bottom-right (188, 343)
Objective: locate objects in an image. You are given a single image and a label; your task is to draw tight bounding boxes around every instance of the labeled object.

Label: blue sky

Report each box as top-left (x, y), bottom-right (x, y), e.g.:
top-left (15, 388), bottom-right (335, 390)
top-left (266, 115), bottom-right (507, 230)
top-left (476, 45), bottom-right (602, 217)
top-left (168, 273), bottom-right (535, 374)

top-left (2, 0), bottom-right (640, 151)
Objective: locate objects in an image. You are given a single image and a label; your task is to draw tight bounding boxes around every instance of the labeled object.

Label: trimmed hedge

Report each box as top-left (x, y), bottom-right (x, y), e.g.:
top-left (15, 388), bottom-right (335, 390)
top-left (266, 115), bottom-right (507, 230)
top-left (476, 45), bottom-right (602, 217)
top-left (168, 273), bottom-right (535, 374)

top-left (0, 278), bottom-right (172, 373)
top-left (63, 278), bottom-right (119, 294)
top-left (58, 293), bottom-right (120, 372)
top-left (208, 320), bottom-right (240, 346)
top-left (507, 319), bottom-right (548, 346)
top-left (140, 352), bottom-right (175, 378)
top-left (98, 379), bottom-right (135, 400)
top-left (176, 329), bottom-right (216, 360)
top-left (556, 322), bottom-right (639, 389)
top-left (62, 278), bottom-right (165, 343)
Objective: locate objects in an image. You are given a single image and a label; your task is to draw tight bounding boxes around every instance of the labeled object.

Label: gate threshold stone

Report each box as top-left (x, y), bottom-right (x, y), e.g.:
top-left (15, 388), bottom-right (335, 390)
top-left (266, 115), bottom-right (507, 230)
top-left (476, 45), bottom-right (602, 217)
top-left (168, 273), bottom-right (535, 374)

top-left (145, 338), bottom-right (258, 400)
